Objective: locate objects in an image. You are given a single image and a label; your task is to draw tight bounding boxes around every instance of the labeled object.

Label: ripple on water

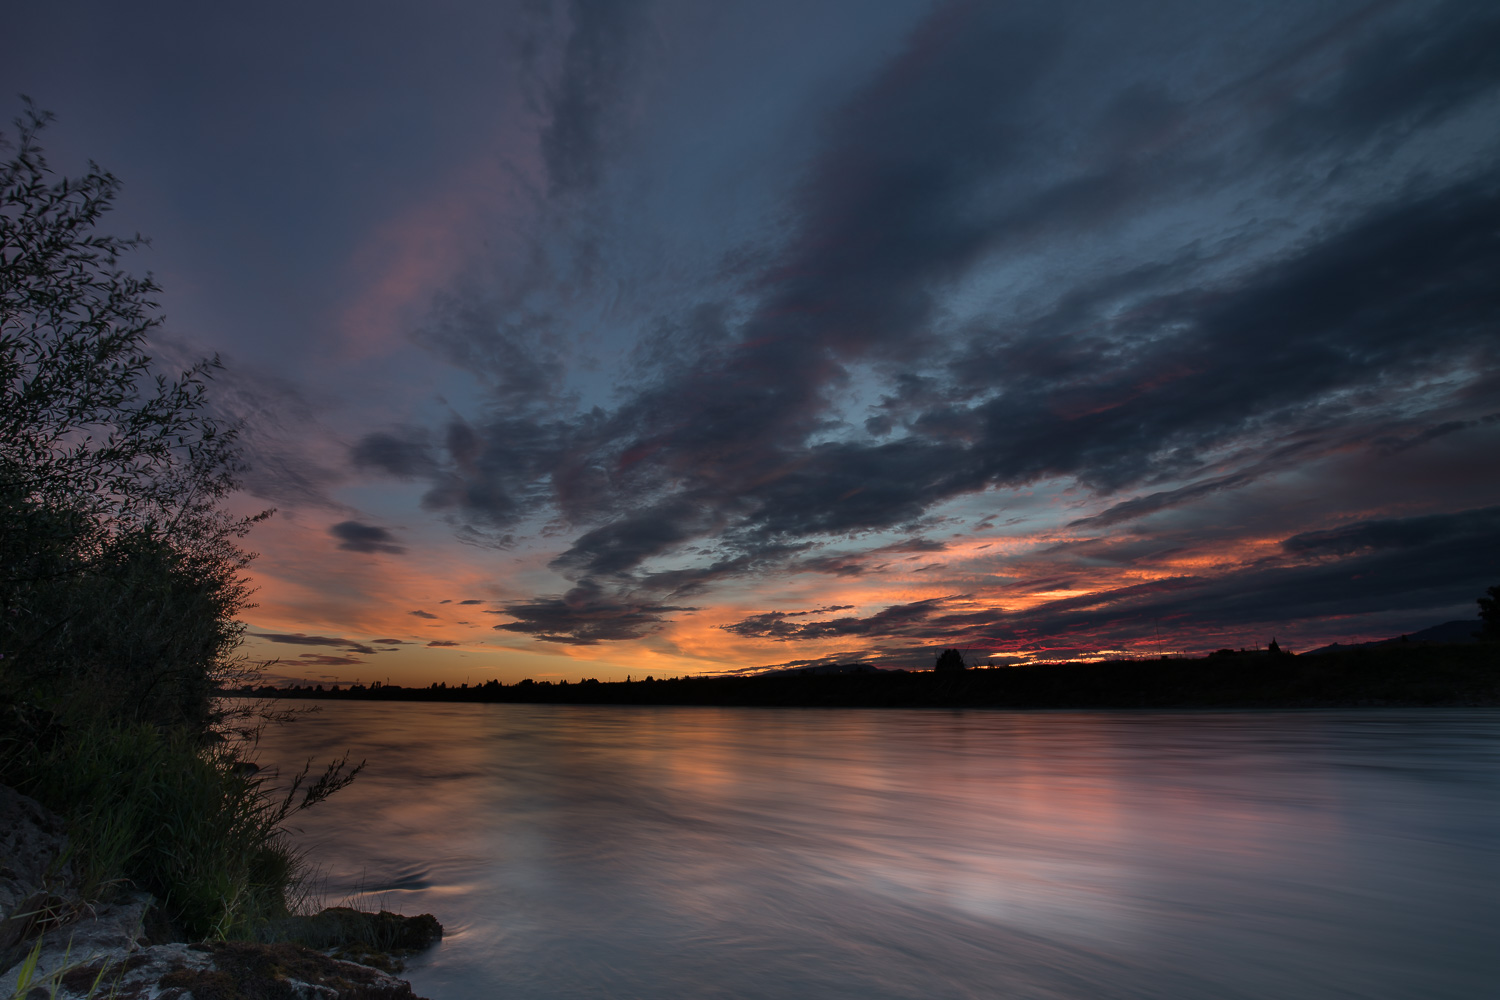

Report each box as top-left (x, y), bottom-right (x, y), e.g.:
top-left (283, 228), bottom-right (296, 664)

top-left (251, 704), bottom-right (1500, 1000)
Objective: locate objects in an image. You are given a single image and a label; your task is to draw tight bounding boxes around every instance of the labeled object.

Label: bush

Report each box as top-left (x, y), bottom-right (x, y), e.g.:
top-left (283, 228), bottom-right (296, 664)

top-left (0, 99), bottom-right (263, 729)
top-left (0, 103), bottom-right (356, 943)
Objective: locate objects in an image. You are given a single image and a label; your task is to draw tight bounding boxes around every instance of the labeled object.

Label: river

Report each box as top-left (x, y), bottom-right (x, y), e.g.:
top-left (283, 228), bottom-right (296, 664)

top-left (247, 702), bottom-right (1500, 999)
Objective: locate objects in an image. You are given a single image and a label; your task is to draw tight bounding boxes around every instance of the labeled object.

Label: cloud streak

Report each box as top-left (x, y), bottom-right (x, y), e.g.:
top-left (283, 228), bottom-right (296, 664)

top-left (723, 505), bottom-right (1500, 654)
top-left (250, 633), bottom-right (379, 656)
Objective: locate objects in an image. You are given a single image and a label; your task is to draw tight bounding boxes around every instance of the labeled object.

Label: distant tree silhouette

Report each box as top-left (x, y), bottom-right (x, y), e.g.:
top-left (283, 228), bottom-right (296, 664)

top-left (934, 648), bottom-right (967, 671)
top-left (1478, 584), bottom-right (1500, 640)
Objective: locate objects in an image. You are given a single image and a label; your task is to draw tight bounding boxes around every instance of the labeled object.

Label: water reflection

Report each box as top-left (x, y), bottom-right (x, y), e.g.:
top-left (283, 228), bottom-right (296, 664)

top-left (249, 705), bottom-right (1500, 999)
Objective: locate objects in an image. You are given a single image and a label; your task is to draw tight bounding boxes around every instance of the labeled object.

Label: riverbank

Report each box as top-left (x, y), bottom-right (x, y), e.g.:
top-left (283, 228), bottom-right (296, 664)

top-left (235, 642), bottom-right (1500, 709)
top-left (0, 785), bottom-right (440, 999)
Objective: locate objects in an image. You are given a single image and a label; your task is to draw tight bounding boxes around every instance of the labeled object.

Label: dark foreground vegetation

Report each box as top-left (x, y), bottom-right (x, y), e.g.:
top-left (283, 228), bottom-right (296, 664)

top-left (0, 104), bottom-right (405, 997)
top-left (244, 642), bottom-right (1500, 710)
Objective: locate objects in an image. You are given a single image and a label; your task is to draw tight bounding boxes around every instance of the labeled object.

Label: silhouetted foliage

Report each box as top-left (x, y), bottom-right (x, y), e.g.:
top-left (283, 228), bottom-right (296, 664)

top-left (1479, 584), bottom-right (1500, 640)
top-left (934, 649), bottom-right (967, 671)
top-left (0, 104), bottom-right (363, 941)
top-left (0, 100), bottom-right (267, 729)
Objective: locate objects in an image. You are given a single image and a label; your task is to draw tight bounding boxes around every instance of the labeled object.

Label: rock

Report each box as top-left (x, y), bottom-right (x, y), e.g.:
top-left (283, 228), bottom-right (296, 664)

top-left (0, 786), bottom-right (437, 998)
top-left (0, 785), bottom-right (81, 968)
top-left (0, 940), bottom-right (213, 999)
top-left (1, 935), bottom-right (433, 999)
top-left (0, 785), bottom-right (76, 917)
top-left (259, 909), bottom-right (443, 970)
top-left (0, 892), bottom-right (153, 996)
top-left (179, 941), bottom-right (431, 1000)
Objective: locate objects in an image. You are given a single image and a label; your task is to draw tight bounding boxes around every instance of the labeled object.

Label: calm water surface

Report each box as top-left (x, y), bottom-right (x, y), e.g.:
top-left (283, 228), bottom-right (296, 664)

top-left (248, 703), bottom-right (1500, 999)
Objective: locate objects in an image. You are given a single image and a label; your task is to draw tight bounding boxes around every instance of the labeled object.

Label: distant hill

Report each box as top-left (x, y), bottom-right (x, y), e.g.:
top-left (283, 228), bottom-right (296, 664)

top-left (1304, 619), bottom-right (1483, 655)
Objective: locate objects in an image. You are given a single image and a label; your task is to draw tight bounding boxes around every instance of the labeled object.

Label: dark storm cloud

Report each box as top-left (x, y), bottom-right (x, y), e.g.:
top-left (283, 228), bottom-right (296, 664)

top-left (622, 165), bottom-right (1500, 581)
top-left (408, 610), bottom-right (439, 620)
top-left (724, 504), bottom-right (1500, 651)
top-left (434, 5), bottom-right (1075, 616)
top-left (575, 6), bottom-right (1069, 487)
top-left (612, 0), bottom-right (1496, 535)
top-left (792, 538), bottom-right (949, 577)
top-left (753, 6), bottom-right (1063, 359)
top-left (457, 599), bottom-right (486, 605)
top-left (354, 0), bottom-right (1500, 646)
top-left (250, 632), bottom-right (377, 655)
top-left (1282, 506), bottom-right (1500, 558)
top-left (372, 638), bottom-right (410, 645)
top-left (426, 640), bottom-right (461, 647)
top-left (1268, 1), bottom-right (1500, 153)
top-left (329, 521), bottom-right (405, 555)
top-left (628, 543), bottom-right (816, 600)
top-left (1067, 444), bottom-right (1321, 529)
top-left (721, 597), bottom-right (957, 641)
top-left (414, 293), bottom-right (571, 411)
top-left (552, 497), bottom-right (721, 577)
top-left (1373, 412), bottom-right (1500, 455)
top-left (351, 430), bottom-right (442, 480)
top-left (538, 0), bottom-right (649, 196)
top-left (355, 412), bottom-right (589, 535)
top-left (493, 580), bottom-right (696, 644)
top-left (951, 176), bottom-right (1500, 494)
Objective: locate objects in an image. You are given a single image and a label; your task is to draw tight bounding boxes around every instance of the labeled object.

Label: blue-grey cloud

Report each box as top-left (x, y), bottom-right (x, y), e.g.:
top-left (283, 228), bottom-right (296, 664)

top-left (724, 505), bottom-right (1500, 652)
top-left (251, 632), bottom-right (378, 656)
top-left (349, 0), bottom-right (1500, 645)
top-left (493, 580), bottom-right (696, 644)
top-left (1282, 506), bottom-right (1500, 559)
top-left (329, 520), bottom-right (405, 555)
top-left (539, 0), bottom-right (650, 197)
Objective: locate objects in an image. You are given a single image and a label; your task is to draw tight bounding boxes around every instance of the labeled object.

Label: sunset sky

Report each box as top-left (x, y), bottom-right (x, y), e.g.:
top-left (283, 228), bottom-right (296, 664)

top-left (4, 0), bottom-right (1498, 684)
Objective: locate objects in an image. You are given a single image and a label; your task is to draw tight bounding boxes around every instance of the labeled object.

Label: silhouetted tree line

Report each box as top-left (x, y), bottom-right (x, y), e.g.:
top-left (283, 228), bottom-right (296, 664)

top-left (238, 638), bottom-right (1499, 709)
top-left (1479, 585), bottom-right (1500, 640)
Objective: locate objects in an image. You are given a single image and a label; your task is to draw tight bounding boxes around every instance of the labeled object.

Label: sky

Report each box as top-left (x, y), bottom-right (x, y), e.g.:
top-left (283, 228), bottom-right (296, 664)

top-left (4, 0), bottom-right (1498, 685)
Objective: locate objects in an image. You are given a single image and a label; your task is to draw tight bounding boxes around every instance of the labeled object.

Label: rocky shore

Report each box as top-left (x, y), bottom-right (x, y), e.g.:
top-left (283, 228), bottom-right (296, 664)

top-left (0, 786), bottom-right (440, 1000)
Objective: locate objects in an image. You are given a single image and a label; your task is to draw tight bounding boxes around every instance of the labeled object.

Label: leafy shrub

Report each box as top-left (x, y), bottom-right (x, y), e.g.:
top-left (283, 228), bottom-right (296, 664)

top-left (0, 103), bottom-right (357, 943)
top-left (0, 99), bottom-right (263, 730)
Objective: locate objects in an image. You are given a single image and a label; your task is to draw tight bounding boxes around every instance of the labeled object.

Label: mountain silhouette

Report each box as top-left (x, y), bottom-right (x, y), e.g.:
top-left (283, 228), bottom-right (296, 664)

top-left (1304, 619), bottom-right (1482, 655)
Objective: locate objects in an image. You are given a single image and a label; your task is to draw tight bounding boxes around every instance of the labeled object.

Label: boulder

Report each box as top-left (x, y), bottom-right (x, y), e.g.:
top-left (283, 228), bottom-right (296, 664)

top-left (258, 908), bottom-right (443, 971)
top-left (0, 786), bottom-right (436, 998)
top-left (0, 785), bottom-right (81, 968)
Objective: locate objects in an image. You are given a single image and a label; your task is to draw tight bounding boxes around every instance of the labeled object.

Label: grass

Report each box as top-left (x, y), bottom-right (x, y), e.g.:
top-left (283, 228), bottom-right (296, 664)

top-left (4, 934), bottom-right (118, 1000)
top-left (0, 715), bottom-right (360, 943)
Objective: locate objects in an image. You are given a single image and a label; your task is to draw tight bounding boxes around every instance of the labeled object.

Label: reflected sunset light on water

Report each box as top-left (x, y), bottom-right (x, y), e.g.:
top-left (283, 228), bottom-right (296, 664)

top-left (250, 701), bottom-right (1500, 999)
